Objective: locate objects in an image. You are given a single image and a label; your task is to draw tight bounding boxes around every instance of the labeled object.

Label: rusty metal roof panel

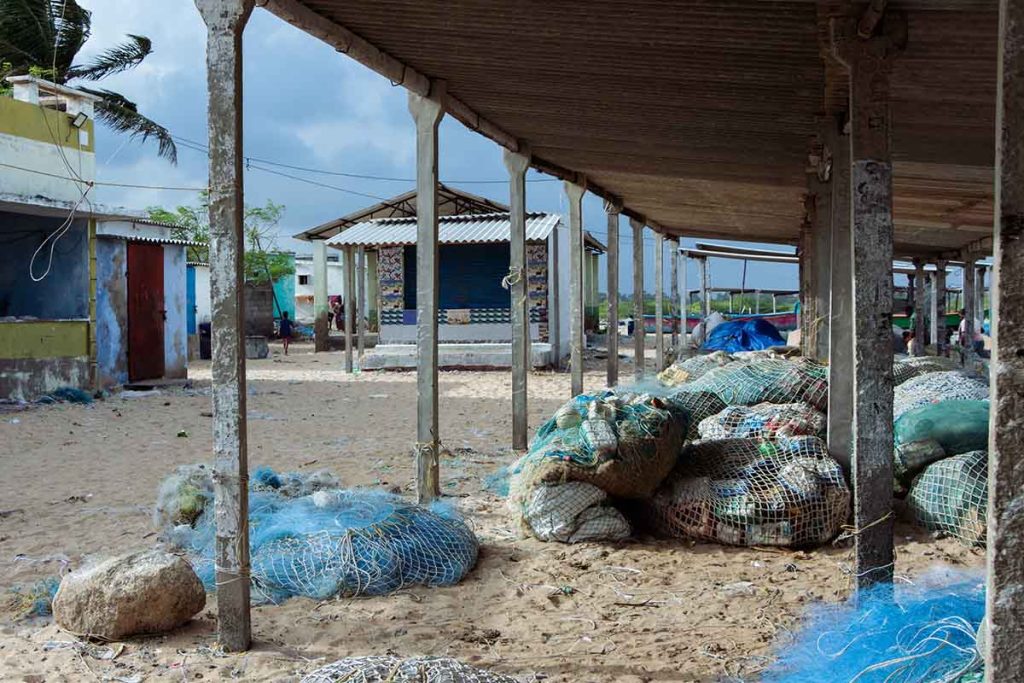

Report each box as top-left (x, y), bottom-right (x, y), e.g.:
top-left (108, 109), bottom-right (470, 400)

top-left (325, 212), bottom-right (561, 247)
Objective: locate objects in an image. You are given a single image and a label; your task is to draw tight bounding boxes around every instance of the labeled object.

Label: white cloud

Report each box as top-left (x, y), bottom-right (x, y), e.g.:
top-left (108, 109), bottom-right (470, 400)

top-left (92, 154), bottom-right (206, 212)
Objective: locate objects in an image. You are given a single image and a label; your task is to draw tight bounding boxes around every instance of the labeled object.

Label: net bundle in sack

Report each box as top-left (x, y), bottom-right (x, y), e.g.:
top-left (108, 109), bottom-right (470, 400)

top-left (684, 357), bottom-right (829, 412)
top-left (645, 436), bottom-right (849, 547)
top-left (907, 450), bottom-right (988, 546)
top-left (664, 388), bottom-right (728, 440)
top-left (893, 355), bottom-right (961, 386)
top-left (302, 656), bottom-right (519, 683)
top-left (892, 399), bottom-right (989, 485)
top-left (657, 351), bottom-right (733, 387)
top-left (158, 465), bottom-right (479, 603)
top-left (697, 402), bottom-right (826, 441)
top-left (508, 389), bottom-right (688, 543)
top-left (893, 371), bottom-right (988, 419)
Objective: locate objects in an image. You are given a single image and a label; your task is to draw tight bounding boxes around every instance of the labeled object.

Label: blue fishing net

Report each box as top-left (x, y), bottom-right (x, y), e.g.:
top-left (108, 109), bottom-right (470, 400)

top-left (4, 577), bottom-right (61, 618)
top-left (37, 386), bottom-right (93, 405)
top-left (160, 466), bottom-right (479, 604)
top-left (763, 571), bottom-right (985, 683)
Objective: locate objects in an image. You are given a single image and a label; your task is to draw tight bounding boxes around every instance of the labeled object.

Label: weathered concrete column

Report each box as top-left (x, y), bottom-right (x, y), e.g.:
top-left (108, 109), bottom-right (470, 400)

top-left (670, 238), bottom-right (680, 352)
top-left (630, 217), bottom-right (645, 380)
top-left (312, 239), bottom-right (329, 352)
top-left (565, 180), bottom-right (586, 397)
top-left (604, 200), bottom-right (621, 387)
top-left (698, 256), bottom-right (710, 319)
top-left (827, 121), bottom-right (853, 472)
top-left (679, 241), bottom-right (688, 347)
top-left (408, 82), bottom-right (445, 504)
top-left (962, 258), bottom-right (976, 351)
top-left (504, 147), bottom-right (530, 451)
top-left (195, 0), bottom-right (253, 652)
top-left (988, 1), bottom-right (1024, 673)
top-left (811, 171), bottom-right (833, 361)
top-left (798, 208), bottom-right (815, 357)
top-left (654, 232), bottom-right (665, 371)
top-left (912, 259), bottom-right (926, 356)
top-left (343, 246), bottom-right (355, 372)
top-left (976, 264), bottom-right (987, 326)
top-left (932, 260), bottom-right (949, 356)
top-left (835, 24), bottom-right (898, 591)
top-left (356, 246), bottom-right (366, 359)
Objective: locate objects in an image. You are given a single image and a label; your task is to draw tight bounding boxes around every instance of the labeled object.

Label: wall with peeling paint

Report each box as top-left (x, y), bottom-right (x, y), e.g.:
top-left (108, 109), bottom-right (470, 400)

top-left (164, 245), bottom-right (188, 378)
top-left (0, 211), bottom-right (89, 319)
top-left (95, 238), bottom-right (128, 388)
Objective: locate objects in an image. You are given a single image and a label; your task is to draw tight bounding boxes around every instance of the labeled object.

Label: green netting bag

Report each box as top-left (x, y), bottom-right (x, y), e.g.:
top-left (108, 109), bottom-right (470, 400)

top-left (895, 400), bottom-right (989, 455)
top-left (907, 450), bottom-right (987, 546)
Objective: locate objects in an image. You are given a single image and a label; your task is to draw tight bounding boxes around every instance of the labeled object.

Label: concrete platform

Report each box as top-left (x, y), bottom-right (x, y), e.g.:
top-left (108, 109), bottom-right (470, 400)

top-left (360, 343), bottom-right (556, 370)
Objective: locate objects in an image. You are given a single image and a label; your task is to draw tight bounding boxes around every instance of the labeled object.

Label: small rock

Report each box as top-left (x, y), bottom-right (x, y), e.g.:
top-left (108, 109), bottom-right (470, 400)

top-left (53, 549), bottom-right (205, 640)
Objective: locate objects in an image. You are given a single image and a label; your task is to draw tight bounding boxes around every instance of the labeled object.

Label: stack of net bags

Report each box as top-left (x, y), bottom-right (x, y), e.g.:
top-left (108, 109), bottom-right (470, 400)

top-left (156, 464), bottom-right (479, 603)
top-left (644, 436), bottom-right (850, 546)
top-left (893, 354), bottom-right (961, 386)
top-left (302, 656), bottom-right (518, 683)
top-left (507, 389), bottom-right (688, 543)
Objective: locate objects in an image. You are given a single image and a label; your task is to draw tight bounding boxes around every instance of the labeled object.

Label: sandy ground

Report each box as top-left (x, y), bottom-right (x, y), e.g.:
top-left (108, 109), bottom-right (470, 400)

top-left (0, 342), bottom-right (983, 682)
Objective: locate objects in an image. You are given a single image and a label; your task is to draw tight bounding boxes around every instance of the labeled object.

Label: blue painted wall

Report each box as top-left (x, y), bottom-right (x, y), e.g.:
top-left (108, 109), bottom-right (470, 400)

top-left (164, 246), bottom-right (188, 378)
top-left (0, 211), bottom-right (89, 318)
top-left (186, 265), bottom-right (197, 335)
top-left (95, 238), bottom-right (128, 387)
top-left (271, 253), bottom-right (296, 321)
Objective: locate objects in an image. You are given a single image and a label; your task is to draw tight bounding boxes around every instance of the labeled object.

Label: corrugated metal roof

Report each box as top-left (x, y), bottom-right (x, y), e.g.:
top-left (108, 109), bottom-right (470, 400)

top-left (325, 212), bottom-right (561, 247)
top-left (98, 234), bottom-right (202, 247)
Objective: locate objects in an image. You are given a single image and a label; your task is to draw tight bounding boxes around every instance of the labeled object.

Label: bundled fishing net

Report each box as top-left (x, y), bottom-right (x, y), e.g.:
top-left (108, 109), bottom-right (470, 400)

top-left (37, 386), bottom-right (93, 405)
top-left (508, 389), bottom-right (687, 543)
top-left (3, 577), bottom-right (60, 618)
top-left (762, 570), bottom-right (985, 682)
top-left (697, 402), bottom-right (825, 441)
top-left (664, 388), bottom-right (727, 440)
top-left (894, 371), bottom-right (988, 420)
top-left (893, 355), bottom-right (961, 386)
top-left (893, 400), bottom-right (989, 484)
top-left (158, 465), bottom-right (479, 603)
top-left (907, 450), bottom-right (988, 546)
top-left (657, 350), bottom-right (733, 387)
top-left (685, 357), bottom-right (829, 412)
top-left (645, 436), bottom-right (849, 547)
top-left (302, 656), bottom-right (519, 683)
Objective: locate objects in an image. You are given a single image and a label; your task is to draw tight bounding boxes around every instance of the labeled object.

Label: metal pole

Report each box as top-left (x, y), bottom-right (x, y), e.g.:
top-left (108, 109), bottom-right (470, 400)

top-left (504, 148), bottom-right (530, 451)
top-left (312, 240), bottom-right (329, 352)
top-left (670, 238), bottom-right (680, 352)
top-left (655, 232), bottom-right (665, 371)
top-left (565, 180), bottom-right (586, 397)
top-left (408, 82), bottom-right (445, 504)
top-left (604, 200), bottom-right (621, 387)
top-left (344, 246), bottom-right (355, 372)
top-left (912, 258), bottom-right (926, 356)
top-left (195, 0), bottom-right (253, 652)
top-left (356, 246), bottom-right (366, 359)
top-left (630, 217), bottom-right (645, 380)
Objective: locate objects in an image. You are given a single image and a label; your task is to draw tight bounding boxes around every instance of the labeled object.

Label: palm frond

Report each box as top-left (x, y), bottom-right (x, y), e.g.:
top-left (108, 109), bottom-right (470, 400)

top-left (82, 87), bottom-right (178, 164)
top-left (0, 0), bottom-right (90, 80)
top-left (66, 33), bottom-right (149, 81)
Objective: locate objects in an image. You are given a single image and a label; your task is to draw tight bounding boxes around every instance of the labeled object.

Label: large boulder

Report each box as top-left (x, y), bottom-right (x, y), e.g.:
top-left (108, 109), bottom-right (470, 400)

top-left (53, 549), bottom-right (205, 639)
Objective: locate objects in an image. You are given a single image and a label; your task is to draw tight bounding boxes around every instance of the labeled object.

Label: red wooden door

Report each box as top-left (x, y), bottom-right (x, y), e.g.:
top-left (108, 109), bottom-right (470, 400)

top-left (127, 242), bottom-right (165, 381)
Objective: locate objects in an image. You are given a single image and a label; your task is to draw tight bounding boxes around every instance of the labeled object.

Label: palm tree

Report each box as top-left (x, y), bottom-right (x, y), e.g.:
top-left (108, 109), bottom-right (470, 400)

top-left (0, 0), bottom-right (177, 162)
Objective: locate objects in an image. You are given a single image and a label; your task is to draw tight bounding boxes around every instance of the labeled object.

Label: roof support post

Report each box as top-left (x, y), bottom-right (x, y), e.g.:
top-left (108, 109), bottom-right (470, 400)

top-left (408, 82), bottom-right (445, 504)
top-left (343, 245), bottom-right (355, 372)
top-left (604, 200), bottom-right (621, 387)
top-left (835, 25), bottom-right (898, 593)
top-left (630, 217), bottom-right (646, 380)
top-left (827, 119), bottom-right (853, 473)
top-left (670, 238), bottom-right (680, 353)
top-left (912, 258), bottom-right (926, 356)
top-left (356, 246), bottom-right (366, 360)
top-left (504, 148), bottom-right (530, 450)
top-left (976, 264), bottom-right (987, 328)
top-left (932, 261), bottom-right (949, 356)
top-left (987, 0), bottom-right (1024, 673)
top-left (798, 206), bottom-right (815, 357)
top-left (194, 0), bottom-right (253, 652)
top-left (698, 256), bottom-right (710, 320)
top-left (679, 241), bottom-right (688, 347)
top-left (312, 239), bottom-right (329, 352)
top-left (811, 163), bottom-right (833, 362)
top-left (962, 257), bottom-right (976, 355)
top-left (549, 225), bottom-right (561, 370)
top-left (565, 180), bottom-right (586, 397)
top-left (655, 232), bottom-right (665, 371)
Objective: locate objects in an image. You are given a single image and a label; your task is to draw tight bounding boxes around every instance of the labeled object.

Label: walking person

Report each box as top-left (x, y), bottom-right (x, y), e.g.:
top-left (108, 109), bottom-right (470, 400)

top-left (279, 311), bottom-right (293, 356)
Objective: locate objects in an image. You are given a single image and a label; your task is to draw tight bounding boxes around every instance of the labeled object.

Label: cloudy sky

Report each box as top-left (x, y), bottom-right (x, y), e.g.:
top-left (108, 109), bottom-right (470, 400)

top-left (81, 0), bottom-right (803, 296)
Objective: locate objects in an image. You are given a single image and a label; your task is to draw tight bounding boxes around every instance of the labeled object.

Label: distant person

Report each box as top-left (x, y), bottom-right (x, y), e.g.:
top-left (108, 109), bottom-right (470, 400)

top-left (279, 311), bottom-right (293, 355)
top-left (335, 300), bottom-right (346, 331)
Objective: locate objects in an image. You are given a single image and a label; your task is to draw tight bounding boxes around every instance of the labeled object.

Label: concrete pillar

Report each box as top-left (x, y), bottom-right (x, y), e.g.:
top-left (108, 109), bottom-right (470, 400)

top-left (670, 239), bottom-right (680, 352)
top-left (367, 250), bottom-right (379, 331)
top-left (840, 38), bottom-right (897, 591)
top-left (604, 200), bottom-right (621, 387)
top-left (988, 2), bottom-right (1024, 673)
top-left (932, 261), bottom-right (949, 356)
top-left (504, 148), bottom-right (530, 451)
top-left (798, 210), bottom-right (815, 357)
top-left (912, 259), bottom-right (926, 356)
top-left (312, 239), bottom-right (329, 352)
top-left (828, 121), bottom-right (854, 472)
top-left (343, 246), bottom-right (354, 372)
top-left (195, 0), bottom-right (253, 652)
top-left (812, 173), bottom-right (833, 361)
top-left (963, 258), bottom-right (976, 351)
top-left (565, 180), bottom-right (586, 397)
top-left (976, 264), bottom-right (987, 327)
top-left (698, 256), bottom-right (710, 319)
top-left (655, 232), bottom-right (665, 371)
top-left (679, 241), bottom-right (688, 346)
top-left (356, 246), bottom-right (366, 359)
top-left (549, 228), bottom-right (561, 370)
top-left (408, 82), bottom-right (445, 504)
top-left (630, 217), bottom-right (645, 380)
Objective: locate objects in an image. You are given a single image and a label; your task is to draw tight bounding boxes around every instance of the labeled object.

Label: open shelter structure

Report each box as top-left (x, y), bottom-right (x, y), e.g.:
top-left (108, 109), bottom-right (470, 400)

top-left (192, 1), bottom-right (1024, 677)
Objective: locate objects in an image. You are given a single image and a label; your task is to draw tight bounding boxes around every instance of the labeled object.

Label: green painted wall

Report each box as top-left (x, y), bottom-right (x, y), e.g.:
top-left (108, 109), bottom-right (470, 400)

top-left (0, 320), bottom-right (89, 360)
top-left (0, 96), bottom-right (95, 152)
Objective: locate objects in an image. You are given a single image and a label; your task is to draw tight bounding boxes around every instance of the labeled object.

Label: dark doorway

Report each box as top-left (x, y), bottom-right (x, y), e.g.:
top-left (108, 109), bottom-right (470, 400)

top-left (127, 242), bottom-right (165, 381)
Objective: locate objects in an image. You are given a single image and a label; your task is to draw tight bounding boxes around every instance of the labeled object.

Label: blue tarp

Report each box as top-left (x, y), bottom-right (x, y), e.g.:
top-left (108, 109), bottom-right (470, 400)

top-left (701, 318), bottom-right (786, 353)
